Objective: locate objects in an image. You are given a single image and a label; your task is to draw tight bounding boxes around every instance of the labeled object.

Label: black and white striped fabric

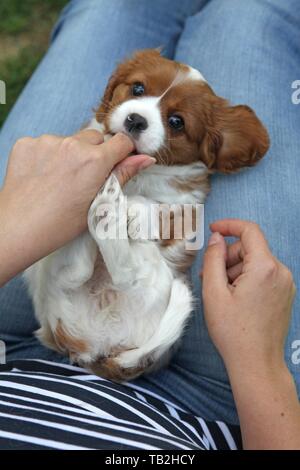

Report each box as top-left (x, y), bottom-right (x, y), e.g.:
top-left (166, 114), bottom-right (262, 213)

top-left (0, 360), bottom-right (242, 450)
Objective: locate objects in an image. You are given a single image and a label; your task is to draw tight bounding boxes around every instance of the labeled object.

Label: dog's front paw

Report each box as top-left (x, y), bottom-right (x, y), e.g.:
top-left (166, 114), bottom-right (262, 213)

top-left (98, 172), bottom-right (122, 201)
top-left (89, 204), bottom-right (117, 240)
top-left (88, 173), bottom-right (125, 240)
top-left (127, 202), bottom-right (160, 241)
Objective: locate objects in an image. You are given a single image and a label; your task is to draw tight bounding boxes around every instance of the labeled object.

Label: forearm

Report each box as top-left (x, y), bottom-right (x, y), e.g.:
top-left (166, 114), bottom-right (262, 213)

top-left (227, 361), bottom-right (300, 449)
top-left (0, 189), bottom-right (42, 286)
top-left (0, 186), bottom-right (81, 287)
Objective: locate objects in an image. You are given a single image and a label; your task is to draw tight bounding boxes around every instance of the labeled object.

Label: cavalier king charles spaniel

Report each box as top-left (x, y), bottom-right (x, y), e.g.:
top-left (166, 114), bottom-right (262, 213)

top-left (25, 49), bottom-right (269, 381)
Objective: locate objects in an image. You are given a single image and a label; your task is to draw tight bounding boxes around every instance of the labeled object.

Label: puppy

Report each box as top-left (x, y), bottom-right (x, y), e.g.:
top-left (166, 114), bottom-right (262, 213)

top-left (25, 49), bottom-right (269, 381)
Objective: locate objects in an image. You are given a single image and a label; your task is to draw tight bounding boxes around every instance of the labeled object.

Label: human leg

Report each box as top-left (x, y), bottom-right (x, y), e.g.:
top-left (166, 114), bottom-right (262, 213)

top-left (136, 0), bottom-right (300, 424)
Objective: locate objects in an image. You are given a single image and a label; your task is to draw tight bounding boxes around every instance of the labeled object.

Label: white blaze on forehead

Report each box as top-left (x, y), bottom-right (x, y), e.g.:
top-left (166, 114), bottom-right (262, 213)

top-left (109, 96), bottom-right (165, 155)
top-left (186, 66), bottom-right (207, 83)
top-left (107, 65), bottom-right (207, 156)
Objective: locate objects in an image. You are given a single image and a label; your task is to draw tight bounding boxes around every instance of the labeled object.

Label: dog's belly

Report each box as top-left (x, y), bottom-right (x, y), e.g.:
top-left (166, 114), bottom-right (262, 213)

top-left (28, 246), bottom-right (173, 366)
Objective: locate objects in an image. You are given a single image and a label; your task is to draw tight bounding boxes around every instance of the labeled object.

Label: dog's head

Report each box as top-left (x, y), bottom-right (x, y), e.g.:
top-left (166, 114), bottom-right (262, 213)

top-left (96, 49), bottom-right (269, 172)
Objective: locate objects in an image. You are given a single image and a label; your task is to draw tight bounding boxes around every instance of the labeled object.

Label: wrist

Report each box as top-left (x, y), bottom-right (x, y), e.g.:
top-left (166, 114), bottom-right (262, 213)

top-left (0, 189), bottom-right (19, 285)
top-left (0, 187), bottom-right (14, 235)
top-left (226, 355), bottom-right (293, 392)
top-left (227, 359), bottom-right (300, 450)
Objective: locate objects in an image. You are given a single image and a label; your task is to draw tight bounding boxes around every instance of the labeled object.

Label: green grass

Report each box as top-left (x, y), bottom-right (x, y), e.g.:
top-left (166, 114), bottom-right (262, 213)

top-left (0, 0), bottom-right (68, 127)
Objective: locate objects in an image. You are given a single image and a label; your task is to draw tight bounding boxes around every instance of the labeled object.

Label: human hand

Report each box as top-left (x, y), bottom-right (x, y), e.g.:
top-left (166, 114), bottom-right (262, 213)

top-left (202, 219), bottom-right (296, 376)
top-left (0, 130), bottom-right (154, 284)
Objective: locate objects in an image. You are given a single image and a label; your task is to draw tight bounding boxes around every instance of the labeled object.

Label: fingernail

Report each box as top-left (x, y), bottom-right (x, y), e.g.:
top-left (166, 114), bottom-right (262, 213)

top-left (208, 232), bottom-right (221, 246)
top-left (138, 157), bottom-right (156, 170)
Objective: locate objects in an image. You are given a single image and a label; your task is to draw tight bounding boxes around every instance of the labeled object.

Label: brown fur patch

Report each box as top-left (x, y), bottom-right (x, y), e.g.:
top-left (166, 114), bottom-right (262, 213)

top-left (85, 252), bottom-right (113, 296)
top-left (158, 202), bottom-right (200, 271)
top-left (54, 319), bottom-right (88, 355)
top-left (159, 207), bottom-right (184, 247)
top-left (172, 247), bottom-right (198, 272)
top-left (170, 173), bottom-right (211, 196)
top-left (36, 323), bottom-right (62, 353)
top-left (89, 357), bottom-right (145, 382)
top-left (159, 204), bottom-right (199, 272)
top-left (200, 104), bottom-right (270, 173)
top-left (159, 205), bottom-right (198, 245)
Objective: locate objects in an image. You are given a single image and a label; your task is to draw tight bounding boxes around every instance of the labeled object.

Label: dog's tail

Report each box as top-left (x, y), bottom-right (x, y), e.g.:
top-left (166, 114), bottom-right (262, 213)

top-left (117, 278), bottom-right (193, 371)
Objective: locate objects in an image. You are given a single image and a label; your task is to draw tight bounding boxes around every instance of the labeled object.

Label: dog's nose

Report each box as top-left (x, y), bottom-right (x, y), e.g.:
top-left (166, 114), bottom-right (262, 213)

top-left (124, 113), bottom-right (148, 134)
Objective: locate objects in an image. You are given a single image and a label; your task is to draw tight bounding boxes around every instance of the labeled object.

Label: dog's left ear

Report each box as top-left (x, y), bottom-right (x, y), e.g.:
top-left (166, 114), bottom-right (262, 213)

top-left (96, 48), bottom-right (163, 122)
top-left (200, 103), bottom-right (270, 173)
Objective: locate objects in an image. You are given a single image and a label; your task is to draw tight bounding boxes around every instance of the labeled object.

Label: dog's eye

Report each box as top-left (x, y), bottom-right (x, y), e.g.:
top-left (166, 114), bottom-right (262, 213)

top-left (168, 115), bottom-right (184, 131)
top-left (132, 82), bottom-right (145, 97)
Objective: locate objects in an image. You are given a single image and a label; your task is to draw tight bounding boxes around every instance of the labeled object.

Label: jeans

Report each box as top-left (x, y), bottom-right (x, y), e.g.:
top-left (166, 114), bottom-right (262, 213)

top-left (0, 0), bottom-right (299, 425)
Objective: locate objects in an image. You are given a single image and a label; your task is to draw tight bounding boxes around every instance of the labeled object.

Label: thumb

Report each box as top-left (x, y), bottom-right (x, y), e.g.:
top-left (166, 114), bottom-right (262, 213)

top-left (114, 155), bottom-right (156, 187)
top-left (99, 133), bottom-right (135, 169)
top-left (202, 232), bottom-right (229, 295)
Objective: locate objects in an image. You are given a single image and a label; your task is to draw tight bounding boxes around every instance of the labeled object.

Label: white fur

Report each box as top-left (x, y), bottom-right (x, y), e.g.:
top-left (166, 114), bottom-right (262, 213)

top-left (109, 97), bottom-right (164, 155)
top-left (125, 162), bottom-right (208, 204)
top-left (25, 159), bottom-right (207, 372)
top-left (187, 66), bottom-right (207, 83)
top-left (86, 118), bottom-right (105, 132)
top-left (25, 81), bottom-right (209, 379)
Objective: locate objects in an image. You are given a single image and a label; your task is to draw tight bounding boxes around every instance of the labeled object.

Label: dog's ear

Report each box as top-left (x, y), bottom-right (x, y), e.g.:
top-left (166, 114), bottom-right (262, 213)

top-left (200, 103), bottom-right (270, 173)
top-left (95, 73), bottom-right (120, 121)
top-left (133, 48), bottom-right (162, 59)
top-left (96, 48), bottom-right (163, 122)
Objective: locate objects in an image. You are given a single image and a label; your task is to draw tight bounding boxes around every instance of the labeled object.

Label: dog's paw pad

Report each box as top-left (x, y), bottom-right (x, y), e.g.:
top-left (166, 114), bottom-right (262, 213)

top-left (98, 174), bottom-right (121, 202)
top-left (89, 204), bottom-right (117, 239)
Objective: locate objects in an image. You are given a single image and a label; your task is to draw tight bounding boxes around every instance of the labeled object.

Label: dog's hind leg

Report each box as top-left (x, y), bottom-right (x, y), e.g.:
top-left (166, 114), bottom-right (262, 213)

top-left (114, 278), bottom-right (193, 371)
